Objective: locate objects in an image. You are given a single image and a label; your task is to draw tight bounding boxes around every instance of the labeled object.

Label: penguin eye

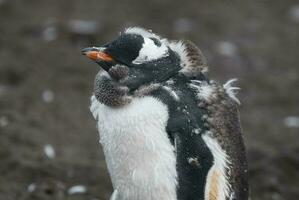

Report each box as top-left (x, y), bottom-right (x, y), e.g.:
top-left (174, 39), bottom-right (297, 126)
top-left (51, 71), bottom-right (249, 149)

top-left (150, 37), bottom-right (161, 47)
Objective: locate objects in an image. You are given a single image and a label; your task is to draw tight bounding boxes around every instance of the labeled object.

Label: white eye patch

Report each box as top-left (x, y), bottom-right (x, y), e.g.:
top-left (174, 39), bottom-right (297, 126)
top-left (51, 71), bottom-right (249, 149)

top-left (132, 37), bottom-right (169, 64)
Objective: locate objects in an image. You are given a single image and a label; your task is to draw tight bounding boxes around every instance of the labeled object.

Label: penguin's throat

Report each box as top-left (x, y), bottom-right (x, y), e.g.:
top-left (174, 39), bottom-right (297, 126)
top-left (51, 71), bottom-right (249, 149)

top-left (107, 65), bottom-right (130, 81)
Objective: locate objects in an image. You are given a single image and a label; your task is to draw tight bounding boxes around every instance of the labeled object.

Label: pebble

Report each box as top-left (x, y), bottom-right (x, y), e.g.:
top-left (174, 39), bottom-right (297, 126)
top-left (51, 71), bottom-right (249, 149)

top-left (283, 116), bottom-right (299, 128)
top-left (27, 183), bottom-right (36, 193)
top-left (68, 185), bottom-right (87, 195)
top-left (0, 116), bottom-right (8, 127)
top-left (289, 5), bottom-right (299, 23)
top-left (44, 144), bottom-right (55, 159)
top-left (216, 41), bottom-right (237, 57)
top-left (42, 90), bottom-right (54, 103)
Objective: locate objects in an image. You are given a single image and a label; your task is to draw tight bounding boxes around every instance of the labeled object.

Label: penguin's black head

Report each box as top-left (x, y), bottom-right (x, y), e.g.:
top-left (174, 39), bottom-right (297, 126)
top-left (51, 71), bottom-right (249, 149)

top-left (82, 27), bottom-right (207, 90)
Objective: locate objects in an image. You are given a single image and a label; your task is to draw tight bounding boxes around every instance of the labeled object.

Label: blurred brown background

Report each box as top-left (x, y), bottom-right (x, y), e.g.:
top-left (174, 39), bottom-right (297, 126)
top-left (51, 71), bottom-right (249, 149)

top-left (0, 0), bottom-right (299, 200)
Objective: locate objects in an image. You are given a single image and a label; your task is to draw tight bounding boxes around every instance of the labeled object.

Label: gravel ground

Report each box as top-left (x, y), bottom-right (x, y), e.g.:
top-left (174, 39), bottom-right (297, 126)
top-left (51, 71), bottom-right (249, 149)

top-left (0, 0), bottom-right (299, 200)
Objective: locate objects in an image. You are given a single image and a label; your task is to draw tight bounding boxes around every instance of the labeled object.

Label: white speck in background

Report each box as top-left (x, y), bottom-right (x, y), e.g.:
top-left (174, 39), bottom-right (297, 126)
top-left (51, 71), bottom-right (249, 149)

top-left (42, 90), bottom-right (54, 103)
top-left (0, 85), bottom-right (7, 96)
top-left (0, 116), bottom-right (8, 127)
top-left (284, 116), bottom-right (299, 128)
top-left (68, 20), bottom-right (98, 35)
top-left (27, 183), bottom-right (36, 193)
top-left (173, 18), bottom-right (194, 34)
top-left (68, 185), bottom-right (87, 195)
top-left (44, 144), bottom-right (55, 159)
top-left (42, 18), bottom-right (58, 42)
top-left (216, 41), bottom-right (237, 57)
top-left (289, 5), bottom-right (299, 23)
top-left (43, 26), bottom-right (57, 42)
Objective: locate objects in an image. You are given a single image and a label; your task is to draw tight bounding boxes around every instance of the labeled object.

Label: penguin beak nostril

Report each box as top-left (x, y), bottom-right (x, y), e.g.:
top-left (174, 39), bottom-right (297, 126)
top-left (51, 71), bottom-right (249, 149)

top-left (81, 47), bottom-right (114, 62)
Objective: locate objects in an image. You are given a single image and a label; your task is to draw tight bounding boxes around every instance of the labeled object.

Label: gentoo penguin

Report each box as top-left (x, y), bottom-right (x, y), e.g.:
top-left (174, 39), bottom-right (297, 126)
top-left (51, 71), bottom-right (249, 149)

top-left (82, 27), bottom-right (249, 200)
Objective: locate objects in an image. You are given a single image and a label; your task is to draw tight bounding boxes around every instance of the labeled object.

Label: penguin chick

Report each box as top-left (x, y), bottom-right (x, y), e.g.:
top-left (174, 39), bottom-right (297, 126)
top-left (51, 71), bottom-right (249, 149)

top-left (82, 27), bottom-right (248, 200)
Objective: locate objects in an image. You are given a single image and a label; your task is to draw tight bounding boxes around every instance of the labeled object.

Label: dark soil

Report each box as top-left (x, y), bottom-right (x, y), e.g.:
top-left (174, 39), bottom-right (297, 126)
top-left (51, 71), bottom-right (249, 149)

top-left (0, 0), bottom-right (299, 200)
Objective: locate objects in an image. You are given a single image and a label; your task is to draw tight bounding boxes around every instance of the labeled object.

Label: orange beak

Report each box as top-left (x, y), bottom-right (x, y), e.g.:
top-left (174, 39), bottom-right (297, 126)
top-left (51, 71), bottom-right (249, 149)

top-left (81, 47), bottom-right (113, 62)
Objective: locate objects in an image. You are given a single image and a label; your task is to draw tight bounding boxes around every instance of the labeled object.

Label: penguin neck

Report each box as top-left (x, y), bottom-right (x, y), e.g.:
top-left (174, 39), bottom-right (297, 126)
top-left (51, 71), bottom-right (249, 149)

top-left (126, 69), bottom-right (209, 94)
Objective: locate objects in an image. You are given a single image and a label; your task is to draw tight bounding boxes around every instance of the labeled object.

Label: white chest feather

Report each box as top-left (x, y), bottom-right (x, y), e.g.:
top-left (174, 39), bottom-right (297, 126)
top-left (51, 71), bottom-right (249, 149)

top-left (90, 95), bottom-right (177, 200)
